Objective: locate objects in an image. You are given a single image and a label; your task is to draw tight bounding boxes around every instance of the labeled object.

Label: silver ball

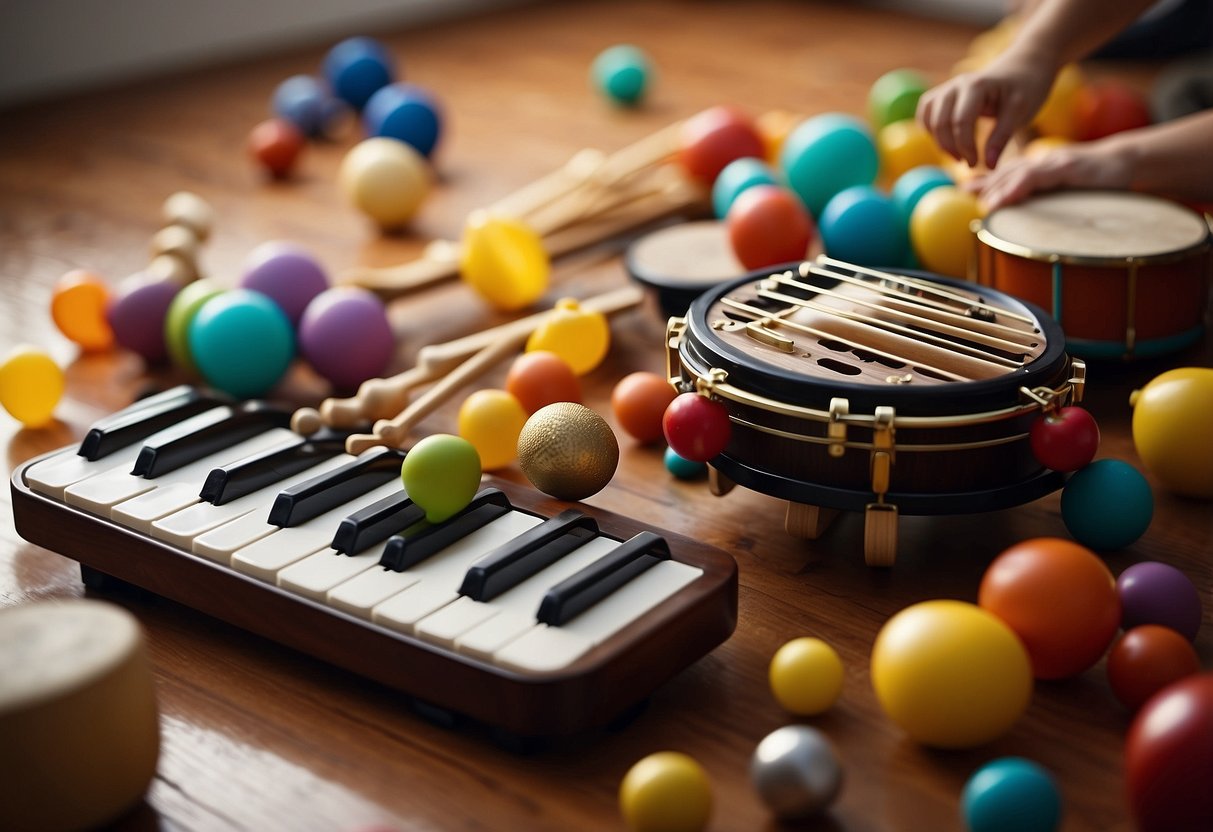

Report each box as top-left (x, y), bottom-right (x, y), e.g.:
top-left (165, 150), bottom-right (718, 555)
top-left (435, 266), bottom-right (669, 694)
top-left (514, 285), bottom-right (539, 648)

top-left (750, 725), bottom-right (843, 819)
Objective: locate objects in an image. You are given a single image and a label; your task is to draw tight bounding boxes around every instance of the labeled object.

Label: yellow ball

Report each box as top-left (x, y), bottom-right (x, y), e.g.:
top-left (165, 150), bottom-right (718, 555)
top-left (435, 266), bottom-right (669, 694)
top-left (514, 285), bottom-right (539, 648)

top-left (526, 298), bottom-right (610, 376)
top-left (1032, 63), bottom-right (1084, 140)
top-left (457, 388), bottom-right (529, 471)
top-left (871, 600), bottom-right (1032, 749)
top-left (1131, 367), bottom-right (1213, 498)
top-left (769, 637), bottom-right (844, 716)
top-left (339, 137), bottom-right (430, 229)
top-left (517, 402), bottom-right (619, 501)
top-left (909, 186), bottom-right (983, 279)
top-left (0, 346), bottom-right (64, 428)
top-left (619, 751), bottom-right (712, 832)
top-left (877, 119), bottom-right (942, 185)
top-left (460, 213), bottom-right (550, 311)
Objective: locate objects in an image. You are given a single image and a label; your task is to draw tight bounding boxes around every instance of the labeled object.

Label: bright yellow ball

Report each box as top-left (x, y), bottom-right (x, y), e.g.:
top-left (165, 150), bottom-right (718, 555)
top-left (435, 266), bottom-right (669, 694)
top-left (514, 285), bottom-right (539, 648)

top-left (1131, 367), bottom-right (1213, 498)
top-left (457, 388), bottom-right (529, 471)
top-left (871, 600), bottom-right (1032, 749)
top-left (877, 119), bottom-right (942, 185)
top-left (526, 298), bottom-right (610, 376)
top-left (460, 212), bottom-right (550, 311)
top-left (769, 637), bottom-right (844, 715)
top-left (0, 346), bottom-right (64, 428)
top-left (339, 137), bottom-right (431, 228)
top-left (910, 186), bottom-right (983, 279)
top-left (1032, 63), bottom-right (1084, 140)
top-left (619, 751), bottom-right (712, 832)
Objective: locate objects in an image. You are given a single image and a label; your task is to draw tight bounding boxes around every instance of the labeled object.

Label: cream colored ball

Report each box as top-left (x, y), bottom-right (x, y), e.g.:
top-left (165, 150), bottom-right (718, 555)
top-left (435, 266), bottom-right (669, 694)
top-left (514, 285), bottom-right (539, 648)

top-left (339, 137), bottom-right (431, 229)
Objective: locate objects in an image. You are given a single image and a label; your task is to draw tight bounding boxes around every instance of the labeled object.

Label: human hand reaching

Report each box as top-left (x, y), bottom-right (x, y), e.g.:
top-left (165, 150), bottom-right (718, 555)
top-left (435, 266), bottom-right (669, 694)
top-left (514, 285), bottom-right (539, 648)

top-left (967, 141), bottom-right (1135, 210)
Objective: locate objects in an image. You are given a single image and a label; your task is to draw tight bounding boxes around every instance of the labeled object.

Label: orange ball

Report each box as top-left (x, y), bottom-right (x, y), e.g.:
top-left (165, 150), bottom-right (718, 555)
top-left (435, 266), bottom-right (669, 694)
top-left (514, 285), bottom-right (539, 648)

top-left (611, 371), bottom-right (676, 444)
top-left (726, 184), bottom-right (815, 271)
top-left (1107, 625), bottom-right (1201, 711)
top-left (505, 350), bottom-right (581, 415)
top-left (978, 537), bottom-right (1120, 679)
top-left (248, 118), bottom-right (305, 178)
top-left (51, 270), bottom-right (114, 351)
top-left (1073, 81), bottom-right (1151, 142)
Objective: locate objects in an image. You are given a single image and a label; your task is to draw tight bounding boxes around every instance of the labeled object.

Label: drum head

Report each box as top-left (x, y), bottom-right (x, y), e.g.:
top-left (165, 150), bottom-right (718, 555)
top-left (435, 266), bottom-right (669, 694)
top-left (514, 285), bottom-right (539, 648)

top-left (625, 220), bottom-right (750, 317)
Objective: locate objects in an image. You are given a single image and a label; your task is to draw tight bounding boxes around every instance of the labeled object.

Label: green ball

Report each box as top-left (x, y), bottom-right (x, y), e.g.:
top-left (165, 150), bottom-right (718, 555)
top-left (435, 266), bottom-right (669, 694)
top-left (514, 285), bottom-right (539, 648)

top-left (868, 68), bottom-right (929, 130)
top-left (591, 44), bottom-right (651, 106)
top-left (401, 434), bottom-right (482, 523)
top-left (164, 279), bottom-right (224, 371)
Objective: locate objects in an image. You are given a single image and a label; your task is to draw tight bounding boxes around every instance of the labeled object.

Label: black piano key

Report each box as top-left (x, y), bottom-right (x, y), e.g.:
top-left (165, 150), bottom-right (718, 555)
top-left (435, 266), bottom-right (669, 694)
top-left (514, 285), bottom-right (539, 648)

top-left (269, 446), bottom-right (405, 528)
top-left (535, 531), bottom-right (671, 626)
top-left (130, 401), bottom-right (292, 479)
top-left (78, 385), bottom-right (226, 461)
top-left (379, 489), bottom-right (512, 572)
top-left (199, 430), bottom-right (349, 506)
top-left (458, 510), bottom-right (598, 603)
top-left (331, 491), bottom-right (425, 556)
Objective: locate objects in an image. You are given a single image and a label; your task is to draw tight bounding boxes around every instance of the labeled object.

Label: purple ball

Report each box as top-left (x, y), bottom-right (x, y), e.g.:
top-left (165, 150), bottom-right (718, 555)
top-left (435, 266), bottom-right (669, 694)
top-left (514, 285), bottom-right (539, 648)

top-left (239, 242), bottom-right (330, 327)
top-left (107, 272), bottom-right (181, 363)
top-left (298, 287), bottom-right (394, 392)
top-left (1118, 561), bottom-right (1203, 641)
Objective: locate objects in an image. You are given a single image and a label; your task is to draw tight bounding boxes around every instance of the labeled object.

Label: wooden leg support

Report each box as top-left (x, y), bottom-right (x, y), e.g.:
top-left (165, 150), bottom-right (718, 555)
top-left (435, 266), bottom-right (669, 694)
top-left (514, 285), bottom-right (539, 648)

top-left (863, 503), bottom-right (898, 567)
top-left (784, 502), bottom-right (840, 540)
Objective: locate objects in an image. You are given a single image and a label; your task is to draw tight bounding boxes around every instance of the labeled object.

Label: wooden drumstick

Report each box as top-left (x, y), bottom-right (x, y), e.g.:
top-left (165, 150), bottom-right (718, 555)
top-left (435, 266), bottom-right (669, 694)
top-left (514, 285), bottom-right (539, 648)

top-left (345, 336), bottom-right (521, 455)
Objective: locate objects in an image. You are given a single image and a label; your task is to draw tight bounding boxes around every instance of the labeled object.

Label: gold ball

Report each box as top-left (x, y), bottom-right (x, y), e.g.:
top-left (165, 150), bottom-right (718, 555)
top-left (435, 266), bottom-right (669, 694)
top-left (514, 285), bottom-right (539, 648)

top-left (517, 402), bottom-right (619, 501)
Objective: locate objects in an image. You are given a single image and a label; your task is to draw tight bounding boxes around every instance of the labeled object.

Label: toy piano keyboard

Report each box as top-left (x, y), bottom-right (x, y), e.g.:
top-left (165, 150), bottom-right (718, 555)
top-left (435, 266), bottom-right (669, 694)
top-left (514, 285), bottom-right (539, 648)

top-left (11, 387), bottom-right (737, 740)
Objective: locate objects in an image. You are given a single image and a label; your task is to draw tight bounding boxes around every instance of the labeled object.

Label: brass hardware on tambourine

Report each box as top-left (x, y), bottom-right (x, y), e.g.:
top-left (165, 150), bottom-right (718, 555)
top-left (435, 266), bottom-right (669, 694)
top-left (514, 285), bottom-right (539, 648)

top-left (886, 374), bottom-right (914, 384)
top-left (745, 320), bottom-right (795, 353)
top-left (665, 317), bottom-right (688, 391)
top-left (696, 368), bottom-right (729, 398)
top-left (870, 406), bottom-right (896, 501)
top-left (711, 319), bottom-right (745, 332)
top-left (828, 398), bottom-right (849, 458)
top-left (1070, 358), bottom-right (1087, 402)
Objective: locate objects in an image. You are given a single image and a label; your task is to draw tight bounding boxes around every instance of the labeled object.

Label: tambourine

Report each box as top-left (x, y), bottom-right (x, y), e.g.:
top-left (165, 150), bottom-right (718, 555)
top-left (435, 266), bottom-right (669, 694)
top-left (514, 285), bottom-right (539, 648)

top-left (666, 256), bottom-right (1086, 565)
top-left (974, 190), bottom-right (1211, 359)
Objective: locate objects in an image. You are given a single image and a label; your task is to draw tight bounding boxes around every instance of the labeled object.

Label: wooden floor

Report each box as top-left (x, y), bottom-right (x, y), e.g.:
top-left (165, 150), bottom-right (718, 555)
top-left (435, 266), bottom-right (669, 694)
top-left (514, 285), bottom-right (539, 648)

top-left (2, 1), bottom-right (1210, 830)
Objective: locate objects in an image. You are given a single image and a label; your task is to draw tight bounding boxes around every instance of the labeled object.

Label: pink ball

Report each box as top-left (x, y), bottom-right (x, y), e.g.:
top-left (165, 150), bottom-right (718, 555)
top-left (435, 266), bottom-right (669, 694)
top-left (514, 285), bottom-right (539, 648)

top-left (298, 287), bottom-right (394, 392)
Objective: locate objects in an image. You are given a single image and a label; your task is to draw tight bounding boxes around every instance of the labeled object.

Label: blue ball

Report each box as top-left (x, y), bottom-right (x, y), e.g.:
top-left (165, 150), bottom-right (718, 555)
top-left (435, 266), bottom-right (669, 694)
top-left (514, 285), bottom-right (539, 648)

top-left (323, 36), bottom-right (395, 110)
top-left (363, 82), bottom-right (443, 158)
top-left (189, 289), bottom-right (295, 399)
top-left (272, 75), bottom-right (344, 138)
top-left (712, 157), bottom-right (779, 219)
top-left (1061, 459), bottom-right (1154, 550)
top-left (779, 113), bottom-right (878, 217)
top-left (891, 165), bottom-right (954, 224)
top-left (962, 757), bottom-right (1062, 832)
top-left (590, 44), bottom-right (652, 106)
top-left (665, 446), bottom-right (707, 480)
top-left (818, 185), bottom-right (907, 267)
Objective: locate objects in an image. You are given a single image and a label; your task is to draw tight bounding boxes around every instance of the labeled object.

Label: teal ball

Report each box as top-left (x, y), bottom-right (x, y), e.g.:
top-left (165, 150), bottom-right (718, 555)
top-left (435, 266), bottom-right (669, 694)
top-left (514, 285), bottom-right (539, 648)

top-left (961, 757), bottom-right (1062, 832)
top-left (780, 113), bottom-right (878, 217)
top-left (1062, 459), bottom-right (1153, 550)
top-left (189, 289), bottom-right (295, 398)
top-left (819, 185), bottom-right (907, 267)
top-left (664, 446), bottom-right (707, 480)
top-left (591, 44), bottom-right (652, 106)
top-left (891, 165), bottom-right (954, 224)
top-left (712, 157), bottom-right (779, 219)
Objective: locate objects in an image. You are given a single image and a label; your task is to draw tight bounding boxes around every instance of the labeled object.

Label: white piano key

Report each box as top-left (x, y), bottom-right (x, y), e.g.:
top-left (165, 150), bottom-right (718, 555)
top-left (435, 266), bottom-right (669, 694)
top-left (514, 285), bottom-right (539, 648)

top-left (150, 454), bottom-right (353, 549)
top-left (64, 428), bottom-right (295, 515)
top-left (369, 511), bottom-right (542, 634)
top-left (277, 548), bottom-right (382, 601)
top-left (326, 568), bottom-right (422, 619)
top-left (229, 480), bottom-right (403, 581)
top-left (24, 444), bottom-right (145, 500)
top-left (416, 536), bottom-right (620, 649)
top-left (492, 560), bottom-right (703, 674)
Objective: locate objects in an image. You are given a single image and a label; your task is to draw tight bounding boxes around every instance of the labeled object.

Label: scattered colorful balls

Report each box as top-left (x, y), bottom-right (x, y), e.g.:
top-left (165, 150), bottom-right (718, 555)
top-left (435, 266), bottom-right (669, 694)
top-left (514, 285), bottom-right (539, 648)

top-left (188, 289), bottom-right (295, 398)
top-left (750, 726), bottom-right (843, 820)
top-left (664, 446), bottom-right (706, 480)
top-left (870, 600), bottom-right (1032, 749)
top-left (611, 372), bottom-right (677, 444)
top-left (51, 269), bottom-right (114, 352)
top-left (339, 137), bottom-right (430, 229)
top-left (1107, 625), bottom-right (1201, 711)
top-left (525, 298), bottom-right (609, 376)
top-left (504, 350), bottom-right (581, 414)
top-left (1131, 367), bottom-right (1213, 499)
top-left (400, 434), bottom-right (482, 524)
top-left (1029, 406), bottom-right (1100, 472)
top-left (324, 36), bottom-right (395, 111)
top-left (711, 156), bottom-right (779, 219)
top-left (0, 346), bottom-right (64, 428)
top-left (163, 278), bottom-right (223, 371)
top-left (517, 402), bottom-right (619, 501)
top-left (780, 113), bottom-right (879, 217)
top-left (768, 637), bottom-right (844, 716)
top-left (662, 392), bottom-right (731, 463)
top-left (458, 388), bottom-right (528, 471)
top-left (868, 68), bottom-right (929, 131)
top-left (890, 164), bottom-right (953, 224)
top-left (1061, 459), bottom-right (1153, 550)
top-left (819, 185), bottom-right (907, 267)
top-left (460, 213), bottom-right (550, 311)
top-left (363, 82), bottom-right (443, 158)
top-left (876, 119), bottom-right (940, 184)
top-left (248, 118), bottom-right (305, 179)
top-left (725, 184), bottom-right (815, 270)
top-left (908, 185), bottom-right (982, 278)
top-left (239, 241), bottom-right (330, 327)
top-left (1117, 561), bottom-right (1203, 641)
top-left (619, 751), bottom-right (712, 832)
top-left (677, 106), bottom-right (765, 185)
top-left (591, 44), bottom-right (652, 107)
top-left (961, 757), bottom-right (1062, 832)
top-left (107, 273), bottom-right (181, 364)
top-left (298, 287), bottom-right (394, 393)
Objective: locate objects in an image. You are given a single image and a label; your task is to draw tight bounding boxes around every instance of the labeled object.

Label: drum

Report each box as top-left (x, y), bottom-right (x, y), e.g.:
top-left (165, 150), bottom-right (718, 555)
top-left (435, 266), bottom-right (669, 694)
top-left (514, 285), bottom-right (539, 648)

top-left (666, 256), bottom-right (1086, 565)
top-left (974, 190), bottom-right (1211, 359)
top-left (625, 220), bottom-right (748, 318)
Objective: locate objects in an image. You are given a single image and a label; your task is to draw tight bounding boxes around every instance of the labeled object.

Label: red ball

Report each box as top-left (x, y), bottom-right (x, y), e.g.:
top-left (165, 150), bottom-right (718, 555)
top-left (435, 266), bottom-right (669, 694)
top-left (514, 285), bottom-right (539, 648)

top-left (662, 392), bottom-right (732, 462)
top-left (612, 371), bottom-right (677, 444)
top-left (1108, 625), bottom-right (1201, 711)
top-left (1029, 406), bottom-right (1100, 472)
top-left (248, 118), bottom-right (305, 178)
top-left (677, 106), bottom-right (766, 185)
top-left (978, 537), bottom-right (1120, 679)
top-left (726, 184), bottom-right (816, 271)
top-left (1126, 673), bottom-right (1213, 832)
top-left (1073, 81), bottom-right (1152, 141)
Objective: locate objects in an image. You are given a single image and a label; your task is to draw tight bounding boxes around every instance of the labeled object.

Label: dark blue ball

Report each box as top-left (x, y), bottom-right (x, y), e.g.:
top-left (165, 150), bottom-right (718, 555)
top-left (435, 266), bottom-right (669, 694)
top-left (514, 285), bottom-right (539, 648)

top-left (363, 83), bottom-right (443, 158)
top-left (323, 36), bottom-right (395, 111)
top-left (272, 74), bottom-right (344, 138)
